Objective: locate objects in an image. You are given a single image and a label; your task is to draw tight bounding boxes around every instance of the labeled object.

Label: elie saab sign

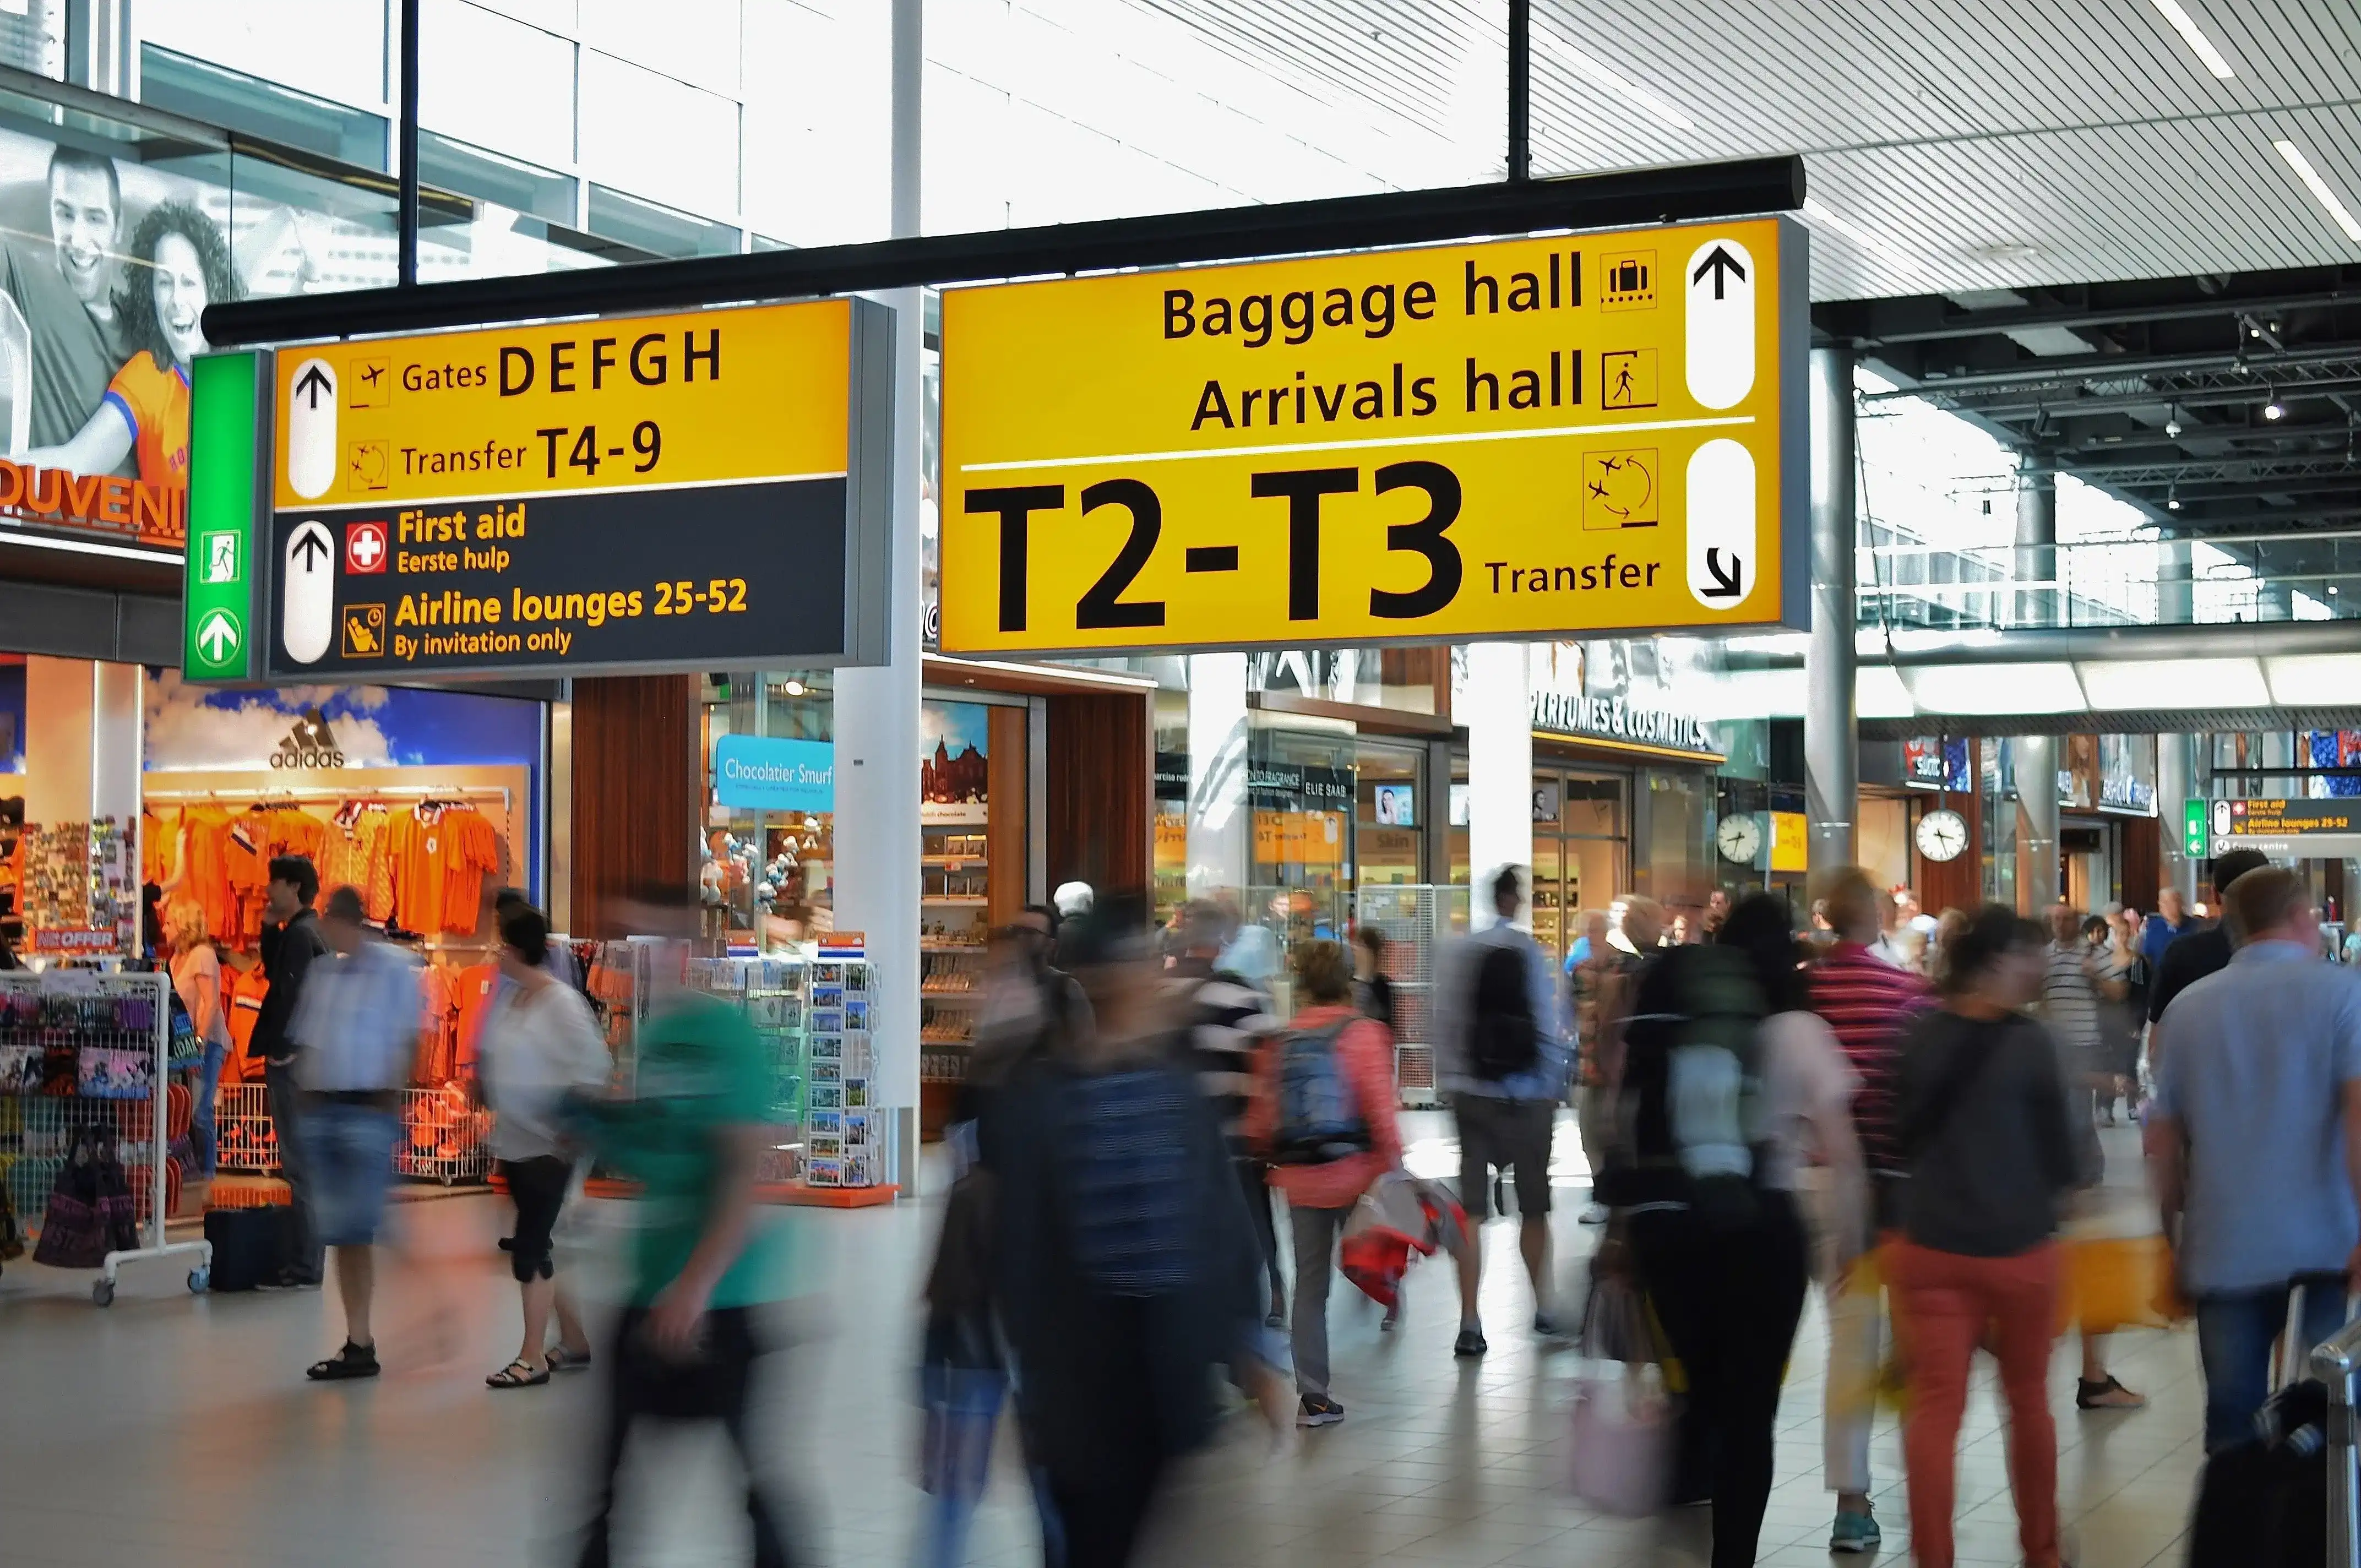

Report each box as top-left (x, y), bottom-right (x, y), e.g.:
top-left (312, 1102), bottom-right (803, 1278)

top-left (1531, 688), bottom-right (1717, 756)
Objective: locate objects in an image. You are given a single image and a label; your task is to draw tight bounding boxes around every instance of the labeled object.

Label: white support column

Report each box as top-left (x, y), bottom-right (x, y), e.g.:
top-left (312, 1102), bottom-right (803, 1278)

top-left (1805, 344), bottom-right (1857, 871)
top-left (2016, 733), bottom-right (2060, 910)
top-left (1464, 641), bottom-right (1532, 930)
top-left (1184, 652), bottom-right (1249, 905)
top-left (2156, 731), bottom-right (2194, 906)
top-left (831, 0), bottom-right (924, 1193)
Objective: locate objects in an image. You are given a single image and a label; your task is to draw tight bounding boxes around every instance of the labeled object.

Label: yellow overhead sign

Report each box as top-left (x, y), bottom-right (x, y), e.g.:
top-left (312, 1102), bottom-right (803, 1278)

top-left (939, 217), bottom-right (1806, 655)
top-left (270, 300), bottom-right (852, 509)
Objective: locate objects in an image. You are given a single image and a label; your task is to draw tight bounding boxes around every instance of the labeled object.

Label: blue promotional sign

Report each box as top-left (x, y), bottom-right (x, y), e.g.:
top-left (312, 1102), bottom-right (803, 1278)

top-left (714, 734), bottom-right (836, 812)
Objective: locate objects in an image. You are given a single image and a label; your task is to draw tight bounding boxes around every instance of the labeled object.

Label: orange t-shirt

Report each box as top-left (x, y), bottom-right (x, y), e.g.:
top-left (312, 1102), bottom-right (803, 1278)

top-left (178, 807), bottom-right (236, 951)
top-left (225, 964), bottom-right (269, 1061)
top-left (142, 807), bottom-right (179, 888)
top-left (390, 807), bottom-right (449, 935)
top-left (454, 961), bottom-right (500, 1076)
top-left (437, 808), bottom-right (502, 935)
top-left (104, 350), bottom-right (191, 491)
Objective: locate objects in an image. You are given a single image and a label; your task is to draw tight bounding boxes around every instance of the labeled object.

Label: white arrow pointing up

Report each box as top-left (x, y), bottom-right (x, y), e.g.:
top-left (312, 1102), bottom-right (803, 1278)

top-left (196, 608), bottom-right (241, 662)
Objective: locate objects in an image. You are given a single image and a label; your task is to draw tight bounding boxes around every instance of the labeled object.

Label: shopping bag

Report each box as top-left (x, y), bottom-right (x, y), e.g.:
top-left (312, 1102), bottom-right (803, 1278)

top-left (1578, 1266), bottom-right (1657, 1366)
top-left (2060, 1233), bottom-right (2180, 1335)
top-left (1569, 1366), bottom-right (1673, 1517)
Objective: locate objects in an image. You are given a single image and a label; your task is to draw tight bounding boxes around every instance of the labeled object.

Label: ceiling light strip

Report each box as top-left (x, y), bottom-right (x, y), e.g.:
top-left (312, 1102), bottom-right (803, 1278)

top-left (1536, 36), bottom-right (1694, 131)
top-left (1799, 197), bottom-right (1924, 275)
top-left (2275, 141), bottom-right (2361, 244)
top-left (2148, 0), bottom-right (2237, 77)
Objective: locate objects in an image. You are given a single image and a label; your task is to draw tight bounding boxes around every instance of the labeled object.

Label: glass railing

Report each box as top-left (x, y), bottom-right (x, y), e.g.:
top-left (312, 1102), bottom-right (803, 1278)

top-left (0, 67), bottom-right (650, 324)
top-left (1858, 530), bottom-right (2361, 630)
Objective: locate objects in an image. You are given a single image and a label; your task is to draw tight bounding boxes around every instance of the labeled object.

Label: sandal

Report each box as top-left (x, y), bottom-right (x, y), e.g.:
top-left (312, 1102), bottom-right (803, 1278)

top-left (546, 1344), bottom-right (592, 1373)
top-left (2077, 1375), bottom-right (2147, 1411)
top-left (486, 1358), bottom-right (551, 1389)
top-left (306, 1341), bottom-right (380, 1381)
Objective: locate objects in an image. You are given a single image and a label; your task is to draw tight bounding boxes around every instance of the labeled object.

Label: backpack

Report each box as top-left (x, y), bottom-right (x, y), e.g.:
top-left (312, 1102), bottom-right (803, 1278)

top-left (1602, 945), bottom-right (1771, 1226)
top-left (1467, 941), bottom-right (1539, 1080)
top-left (1269, 1020), bottom-right (1372, 1166)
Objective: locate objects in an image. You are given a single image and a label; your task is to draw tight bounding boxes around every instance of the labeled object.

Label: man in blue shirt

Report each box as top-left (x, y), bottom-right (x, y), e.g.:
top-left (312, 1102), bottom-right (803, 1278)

top-left (2140, 885), bottom-right (2196, 971)
top-left (2150, 864), bottom-right (2361, 1450)
top-left (1434, 865), bottom-right (1571, 1357)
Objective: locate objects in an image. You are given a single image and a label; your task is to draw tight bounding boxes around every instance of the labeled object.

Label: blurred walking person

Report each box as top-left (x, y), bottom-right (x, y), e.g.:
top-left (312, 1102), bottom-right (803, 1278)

top-left (1890, 907), bottom-right (2080, 1568)
top-left (290, 885), bottom-right (421, 1380)
top-left (567, 890), bottom-right (804, 1568)
top-left (2149, 864), bottom-right (2361, 1451)
top-left (1617, 895), bottom-right (1864, 1568)
top-left (163, 901), bottom-right (230, 1193)
top-left (1435, 867), bottom-right (1573, 1355)
top-left (476, 902), bottom-right (607, 1389)
top-left (917, 910), bottom-right (1085, 1568)
top-left (1248, 939), bottom-right (1402, 1423)
top-left (255, 854), bottom-right (330, 1289)
top-left (1171, 900), bottom-right (1288, 1329)
top-left (978, 903), bottom-right (1259, 1565)
top-left (2037, 903), bottom-right (2144, 1412)
top-left (1802, 867), bottom-right (1928, 1554)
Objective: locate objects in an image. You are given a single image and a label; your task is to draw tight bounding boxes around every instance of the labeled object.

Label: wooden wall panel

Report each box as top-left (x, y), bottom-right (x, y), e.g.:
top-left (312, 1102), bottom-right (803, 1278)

top-left (1913, 738), bottom-right (1983, 915)
top-left (987, 704), bottom-right (1028, 927)
top-left (570, 674), bottom-right (697, 938)
top-left (2120, 812), bottom-right (2161, 916)
top-left (1046, 690), bottom-right (1150, 905)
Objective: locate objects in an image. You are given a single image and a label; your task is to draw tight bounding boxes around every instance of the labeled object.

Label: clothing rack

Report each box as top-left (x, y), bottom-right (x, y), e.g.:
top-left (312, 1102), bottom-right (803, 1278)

top-left (1, 970), bottom-right (214, 1304)
top-left (144, 786), bottom-right (512, 809)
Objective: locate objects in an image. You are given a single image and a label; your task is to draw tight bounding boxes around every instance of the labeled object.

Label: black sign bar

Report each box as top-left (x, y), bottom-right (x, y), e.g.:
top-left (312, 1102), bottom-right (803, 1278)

top-left (205, 156), bottom-right (1807, 347)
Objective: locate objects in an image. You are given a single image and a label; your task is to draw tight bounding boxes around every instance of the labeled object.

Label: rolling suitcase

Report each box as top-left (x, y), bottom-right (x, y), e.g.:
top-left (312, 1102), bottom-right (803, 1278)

top-left (2187, 1281), bottom-right (2355, 1568)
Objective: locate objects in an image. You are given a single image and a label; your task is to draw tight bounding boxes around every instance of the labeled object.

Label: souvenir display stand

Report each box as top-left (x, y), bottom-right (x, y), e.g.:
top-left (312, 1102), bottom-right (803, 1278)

top-left (687, 946), bottom-right (892, 1206)
top-left (0, 970), bottom-right (213, 1304)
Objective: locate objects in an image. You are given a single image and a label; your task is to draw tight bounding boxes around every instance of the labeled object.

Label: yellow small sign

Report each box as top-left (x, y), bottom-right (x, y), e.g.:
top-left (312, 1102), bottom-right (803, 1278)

top-left (341, 602), bottom-right (385, 657)
top-left (1770, 809), bottom-right (1808, 874)
top-left (273, 300), bottom-right (853, 511)
top-left (939, 216), bottom-right (1804, 655)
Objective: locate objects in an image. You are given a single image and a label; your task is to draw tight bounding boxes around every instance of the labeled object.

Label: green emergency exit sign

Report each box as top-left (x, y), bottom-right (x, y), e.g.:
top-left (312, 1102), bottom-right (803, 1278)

top-left (184, 351), bottom-right (264, 680)
top-left (2183, 797), bottom-right (2207, 859)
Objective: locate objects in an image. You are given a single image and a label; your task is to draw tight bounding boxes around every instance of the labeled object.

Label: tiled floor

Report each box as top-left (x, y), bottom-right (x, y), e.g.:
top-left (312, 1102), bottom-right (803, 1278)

top-left (0, 1118), bottom-right (2207, 1566)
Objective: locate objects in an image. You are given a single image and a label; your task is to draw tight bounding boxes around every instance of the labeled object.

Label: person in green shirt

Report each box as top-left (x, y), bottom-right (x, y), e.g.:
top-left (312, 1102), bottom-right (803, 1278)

top-left (565, 897), bottom-right (799, 1568)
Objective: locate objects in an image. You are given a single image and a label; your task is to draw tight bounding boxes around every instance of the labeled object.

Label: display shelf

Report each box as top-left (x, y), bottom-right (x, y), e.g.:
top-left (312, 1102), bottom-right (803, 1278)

top-left (921, 896), bottom-right (989, 907)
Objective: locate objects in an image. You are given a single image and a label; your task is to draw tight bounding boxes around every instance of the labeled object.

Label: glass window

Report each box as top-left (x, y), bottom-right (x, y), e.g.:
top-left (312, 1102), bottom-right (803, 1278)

top-left (419, 0), bottom-right (577, 173)
top-left (417, 129), bottom-right (575, 223)
top-left (138, 1), bottom-right (387, 121)
top-left (578, 48), bottom-right (737, 220)
top-left (742, 0), bottom-right (888, 247)
top-left (139, 45), bottom-right (388, 169)
top-left (1354, 742), bottom-right (1422, 888)
top-left (578, 0), bottom-right (741, 96)
top-left (586, 183), bottom-right (737, 258)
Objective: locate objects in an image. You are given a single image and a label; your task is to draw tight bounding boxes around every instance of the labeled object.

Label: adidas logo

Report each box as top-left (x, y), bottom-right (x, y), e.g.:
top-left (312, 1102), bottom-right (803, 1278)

top-left (269, 707), bottom-right (345, 770)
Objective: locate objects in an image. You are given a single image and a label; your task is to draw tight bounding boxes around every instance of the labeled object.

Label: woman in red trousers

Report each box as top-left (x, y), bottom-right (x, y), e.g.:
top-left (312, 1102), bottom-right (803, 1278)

top-left (1890, 905), bottom-right (2081, 1568)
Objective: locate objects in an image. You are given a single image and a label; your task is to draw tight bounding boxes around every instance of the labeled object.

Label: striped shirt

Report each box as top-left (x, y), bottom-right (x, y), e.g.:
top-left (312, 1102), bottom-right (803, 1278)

top-left (1805, 941), bottom-right (1930, 1173)
top-left (1169, 962), bottom-right (1280, 1156)
top-left (2039, 942), bottom-right (2105, 1075)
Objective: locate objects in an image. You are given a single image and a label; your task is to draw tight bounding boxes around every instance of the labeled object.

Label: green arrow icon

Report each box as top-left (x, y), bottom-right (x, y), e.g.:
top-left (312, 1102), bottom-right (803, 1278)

top-left (196, 607), bottom-right (241, 665)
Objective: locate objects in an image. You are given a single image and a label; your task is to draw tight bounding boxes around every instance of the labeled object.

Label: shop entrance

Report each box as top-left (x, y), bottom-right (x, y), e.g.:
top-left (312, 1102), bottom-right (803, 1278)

top-left (1530, 770), bottom-right (1630, 965)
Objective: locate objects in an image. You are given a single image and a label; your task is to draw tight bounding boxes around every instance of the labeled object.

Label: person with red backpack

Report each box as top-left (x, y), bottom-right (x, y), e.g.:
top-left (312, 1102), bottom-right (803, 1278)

top-left (1245, 938), bottom-right (1402, 1428)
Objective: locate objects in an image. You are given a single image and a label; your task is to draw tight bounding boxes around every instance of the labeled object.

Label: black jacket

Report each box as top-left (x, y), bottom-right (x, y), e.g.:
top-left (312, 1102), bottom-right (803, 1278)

top-left (252, 908), bottom-right (327, 1065)
top-left (978, 1044), bottom-right (1257, 1482)
top-left (1897, 1009), bottom-right (2079, 1257)
top-left (2148, 924), bottom-right (2234, 1025)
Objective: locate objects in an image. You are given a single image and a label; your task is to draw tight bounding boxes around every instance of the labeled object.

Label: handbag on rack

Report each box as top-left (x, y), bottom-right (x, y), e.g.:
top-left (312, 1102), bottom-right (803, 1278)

top-left (32, 1123), bottom-right (140, 1270)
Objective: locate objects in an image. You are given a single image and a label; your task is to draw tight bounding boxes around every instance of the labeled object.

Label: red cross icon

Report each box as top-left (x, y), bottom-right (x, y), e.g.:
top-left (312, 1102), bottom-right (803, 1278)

top-left (345, 520), bottom-right (387, 574)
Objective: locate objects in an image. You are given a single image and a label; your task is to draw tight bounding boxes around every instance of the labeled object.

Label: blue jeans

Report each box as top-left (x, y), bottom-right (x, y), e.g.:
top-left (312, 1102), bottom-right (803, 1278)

top-left (190, 1041), bottom-right (226, 1177)
top-left (299, 1102), bottom-right (400, 1248)
top-left (2195, 1279), bottom-right (2350, 1451)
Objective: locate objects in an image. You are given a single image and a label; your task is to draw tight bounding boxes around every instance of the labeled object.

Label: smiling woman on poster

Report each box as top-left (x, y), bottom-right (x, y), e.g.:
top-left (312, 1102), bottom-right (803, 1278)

top-left (23, 198), bottom-right (237, 487)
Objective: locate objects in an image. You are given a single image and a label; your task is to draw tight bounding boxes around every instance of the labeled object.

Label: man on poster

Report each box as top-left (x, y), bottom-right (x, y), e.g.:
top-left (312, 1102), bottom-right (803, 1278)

top-left (0, 145), bottom-right (129, 459)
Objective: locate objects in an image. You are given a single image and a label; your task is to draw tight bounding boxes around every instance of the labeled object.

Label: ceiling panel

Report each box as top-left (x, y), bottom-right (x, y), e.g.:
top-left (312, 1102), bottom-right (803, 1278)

top-left (1125, 0), bottom-right (2361, 302)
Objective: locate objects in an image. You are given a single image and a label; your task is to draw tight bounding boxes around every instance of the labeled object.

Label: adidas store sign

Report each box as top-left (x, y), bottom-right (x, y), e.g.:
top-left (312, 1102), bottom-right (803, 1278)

top-left (270, 710), bottom-right (347, 770)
